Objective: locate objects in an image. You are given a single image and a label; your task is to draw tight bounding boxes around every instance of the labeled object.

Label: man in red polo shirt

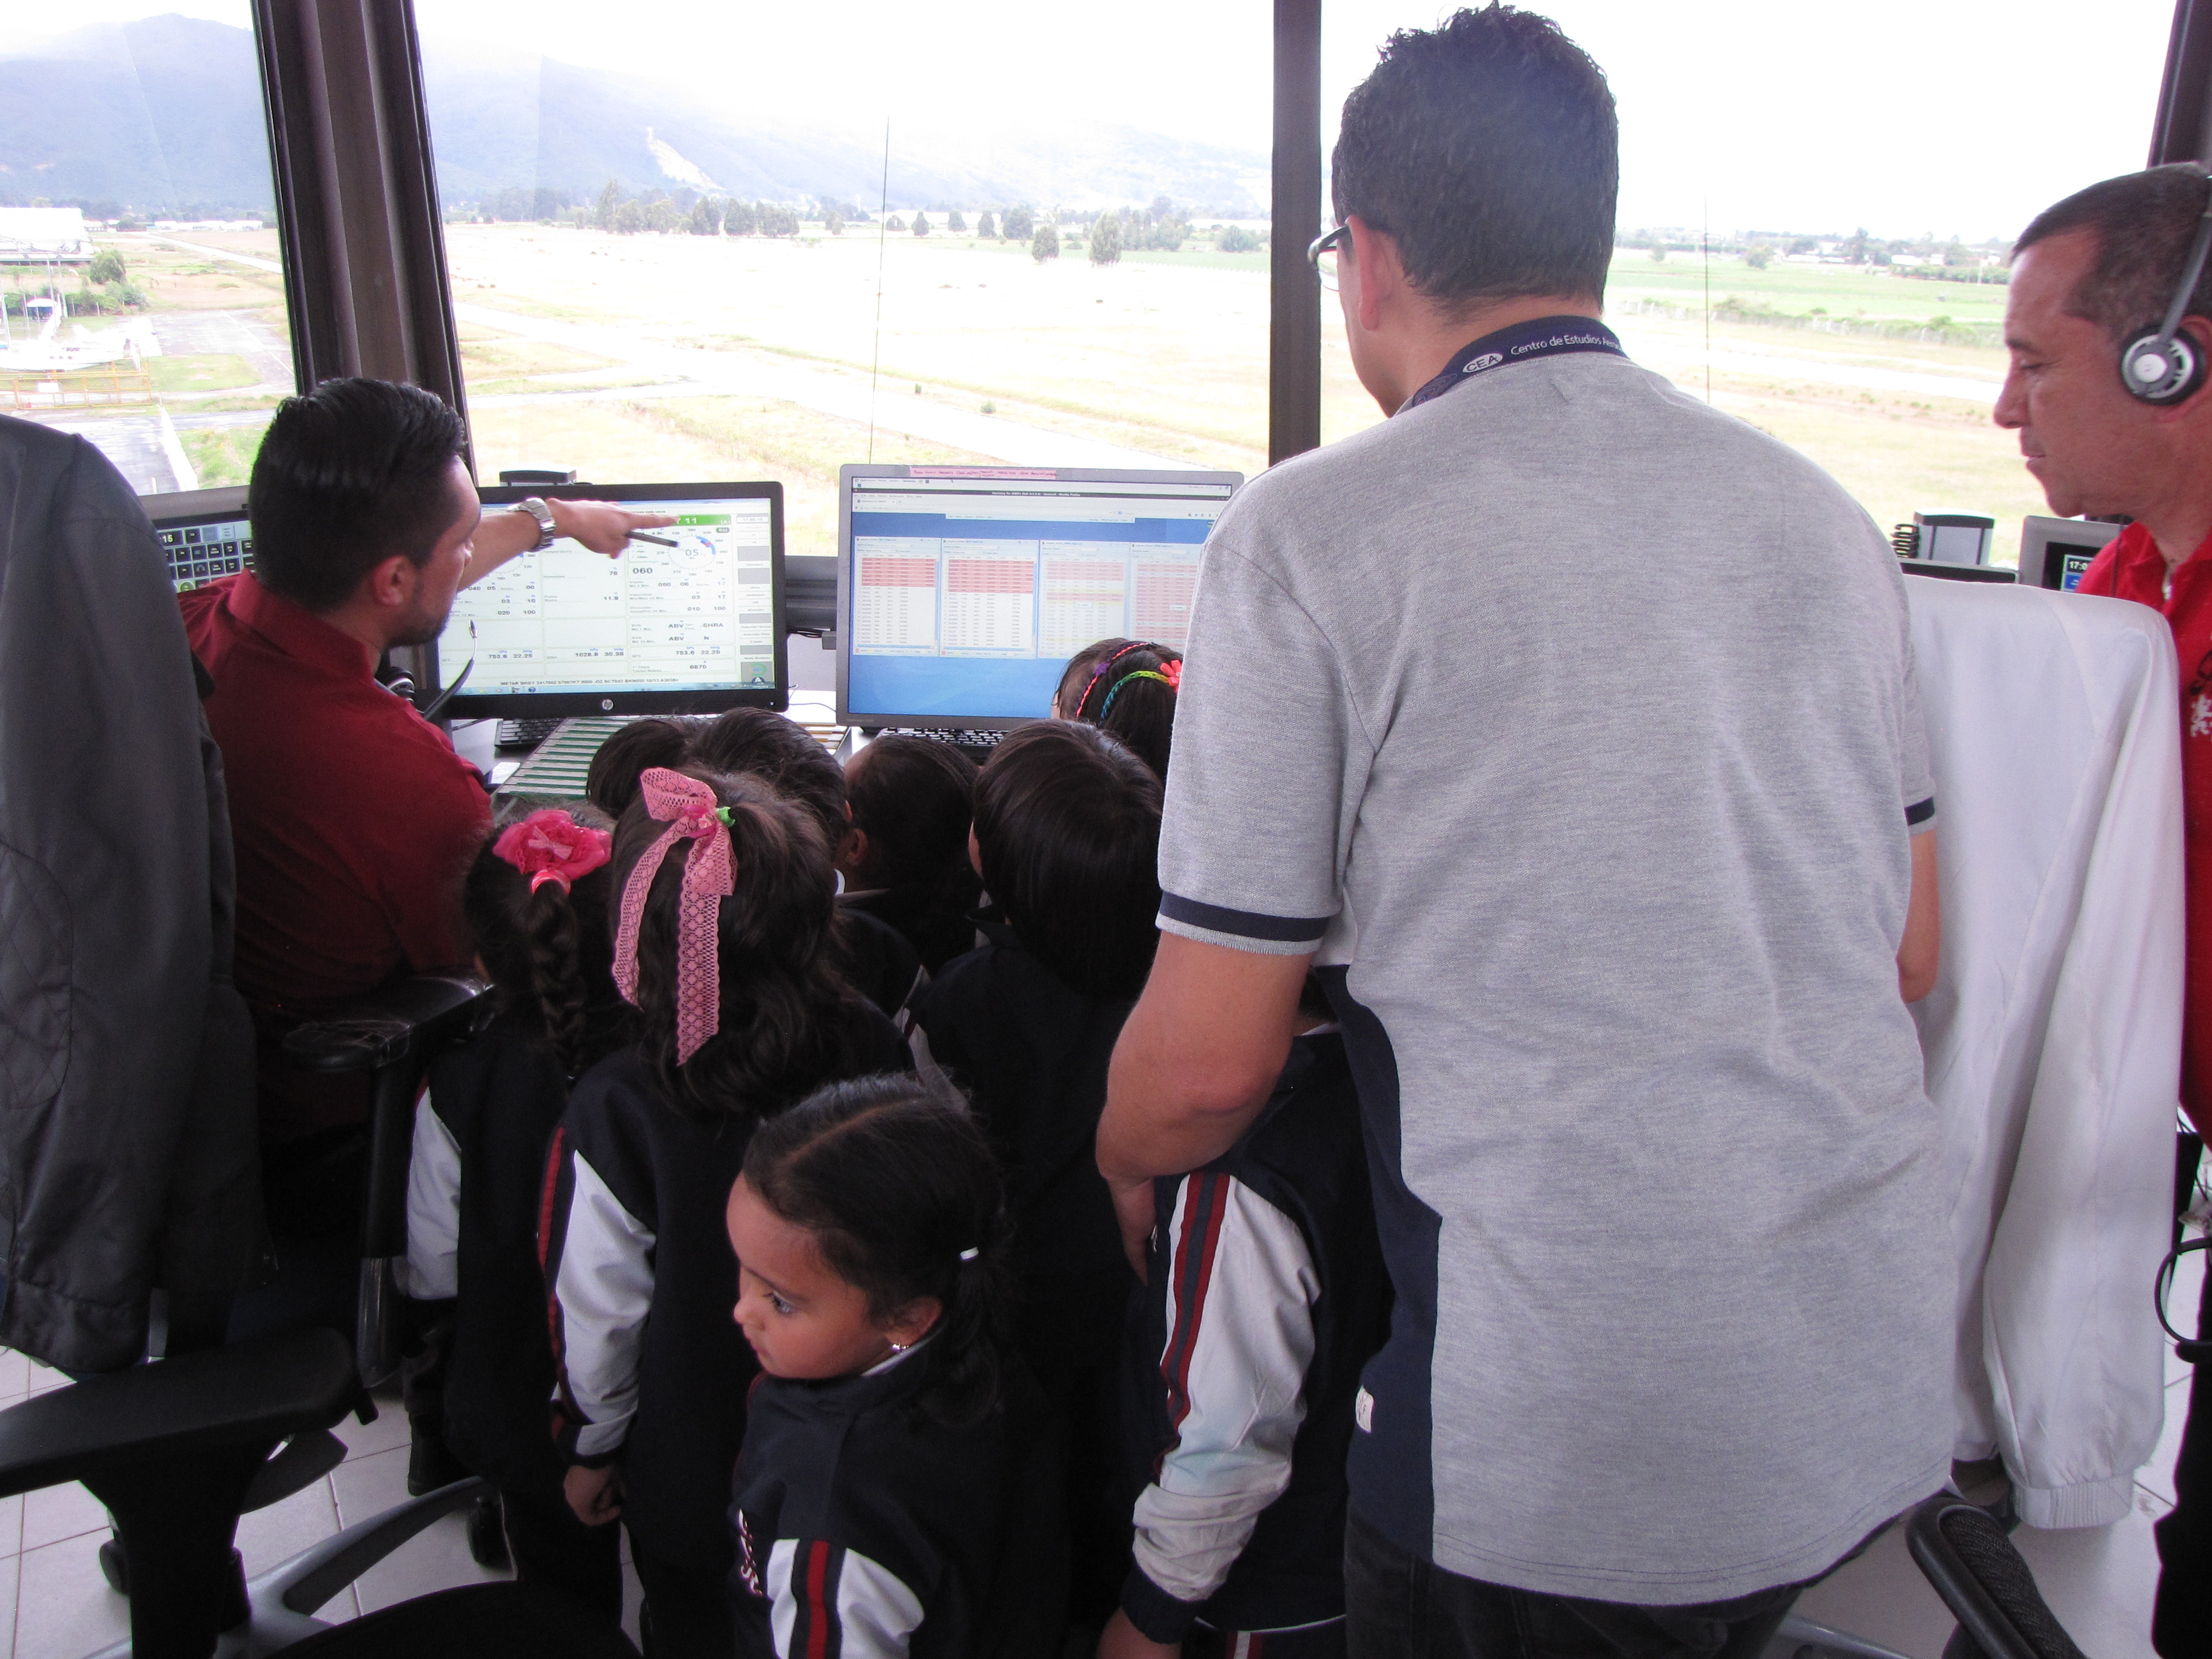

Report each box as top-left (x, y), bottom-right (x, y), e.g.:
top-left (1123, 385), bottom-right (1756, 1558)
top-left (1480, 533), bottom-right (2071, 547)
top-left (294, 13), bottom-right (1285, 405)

top-left (1998, 165), bottom-right (2210, 1659)
top-left (184, 377), bottom-right (669, 1261)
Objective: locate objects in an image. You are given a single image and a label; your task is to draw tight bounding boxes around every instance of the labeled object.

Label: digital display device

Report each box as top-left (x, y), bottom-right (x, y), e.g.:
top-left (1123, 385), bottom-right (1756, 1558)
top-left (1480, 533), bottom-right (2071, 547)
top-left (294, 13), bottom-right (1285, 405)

top-left (2018, 515), bottom-right (2123, 593)
top-left (435, 481), bottom-right (787, 718)
top-left (837, 464), bottom-right (1241, 729)
top-left (146, 486), bottom-right (255, 594)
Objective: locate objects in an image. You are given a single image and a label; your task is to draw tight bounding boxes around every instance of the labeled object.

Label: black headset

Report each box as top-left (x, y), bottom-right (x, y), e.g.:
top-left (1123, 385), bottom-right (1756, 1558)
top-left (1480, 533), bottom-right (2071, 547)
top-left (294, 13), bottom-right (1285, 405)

top-left (2119, 170), bottom-right (2212, 404)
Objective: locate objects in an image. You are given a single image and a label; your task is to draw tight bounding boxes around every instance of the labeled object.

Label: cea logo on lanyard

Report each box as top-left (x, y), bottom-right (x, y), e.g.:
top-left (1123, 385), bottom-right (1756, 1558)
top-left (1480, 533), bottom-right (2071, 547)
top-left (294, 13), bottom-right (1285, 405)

top-left (1401, 315), bottom-right (1629, 412)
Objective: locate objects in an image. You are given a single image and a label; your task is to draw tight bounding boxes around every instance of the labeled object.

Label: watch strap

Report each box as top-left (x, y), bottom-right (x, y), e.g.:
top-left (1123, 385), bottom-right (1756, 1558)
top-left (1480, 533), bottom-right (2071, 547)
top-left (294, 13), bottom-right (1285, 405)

top-left (518, 497), bottom-right (556, 551)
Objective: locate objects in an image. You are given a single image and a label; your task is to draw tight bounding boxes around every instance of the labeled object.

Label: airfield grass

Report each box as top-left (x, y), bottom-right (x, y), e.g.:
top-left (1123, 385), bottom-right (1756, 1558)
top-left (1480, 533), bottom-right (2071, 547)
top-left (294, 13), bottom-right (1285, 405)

top-left (1607, 252), bottom-right (2011, 327)
top-left (467, 395), bottom-right (999, 562)
top-left (181, 419), bottom-right (272, 488)
top-left (76, 224), bottom-right (2048, 566)
top-left (150, 354), bottom-right (260, 394)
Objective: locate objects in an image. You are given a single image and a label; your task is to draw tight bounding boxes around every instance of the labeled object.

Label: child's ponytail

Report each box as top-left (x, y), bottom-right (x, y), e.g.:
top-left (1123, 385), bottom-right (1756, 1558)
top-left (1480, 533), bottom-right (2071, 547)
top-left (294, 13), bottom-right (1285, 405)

top-left (743, 1073), bottom-right (1013, 1427)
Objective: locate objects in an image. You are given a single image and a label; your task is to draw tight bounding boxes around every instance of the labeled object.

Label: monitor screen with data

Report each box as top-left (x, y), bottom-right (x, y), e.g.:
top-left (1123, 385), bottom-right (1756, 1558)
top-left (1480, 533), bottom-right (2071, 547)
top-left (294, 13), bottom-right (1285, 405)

top-left (436, 481), bottom-right (786, 718)
top-left (837, 465), bottom-right (1239, 729)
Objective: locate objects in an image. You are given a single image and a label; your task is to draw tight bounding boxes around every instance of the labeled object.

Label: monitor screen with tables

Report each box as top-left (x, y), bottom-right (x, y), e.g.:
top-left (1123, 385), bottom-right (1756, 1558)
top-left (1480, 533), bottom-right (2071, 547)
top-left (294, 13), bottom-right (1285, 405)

top-left (837, 464), bottom-right (1240, 730)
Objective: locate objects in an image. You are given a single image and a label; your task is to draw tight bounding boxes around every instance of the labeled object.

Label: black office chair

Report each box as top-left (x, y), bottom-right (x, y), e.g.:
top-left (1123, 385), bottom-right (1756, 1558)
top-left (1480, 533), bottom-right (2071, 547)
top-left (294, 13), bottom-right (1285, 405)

top-left (1905, 1495), bottom-right (2088, 1659)
top-left (283, 970), bottom-right (494, 1387)
top-left (0, 971), bottom-right (639, 1658)
top-left (0, 1326), bottom-right (634, 1658)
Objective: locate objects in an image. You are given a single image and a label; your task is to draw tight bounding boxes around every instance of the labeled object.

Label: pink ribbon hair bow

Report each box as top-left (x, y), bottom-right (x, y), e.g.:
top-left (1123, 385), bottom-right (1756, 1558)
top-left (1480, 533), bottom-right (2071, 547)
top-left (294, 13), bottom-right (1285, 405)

top-left (612, 768), bottom-right (737, 1064)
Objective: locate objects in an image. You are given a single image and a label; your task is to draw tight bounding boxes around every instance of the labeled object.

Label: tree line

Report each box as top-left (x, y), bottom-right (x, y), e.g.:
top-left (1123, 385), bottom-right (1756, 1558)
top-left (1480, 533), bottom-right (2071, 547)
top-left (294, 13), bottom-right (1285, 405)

top-left (447, 183), bottom-right (1270, 266)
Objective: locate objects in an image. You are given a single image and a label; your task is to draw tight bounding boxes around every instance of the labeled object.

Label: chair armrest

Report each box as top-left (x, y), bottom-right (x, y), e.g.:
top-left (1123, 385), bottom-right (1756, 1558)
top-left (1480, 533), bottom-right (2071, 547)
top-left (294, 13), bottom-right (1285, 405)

top-left (0, 1329), bottom-right (359, 1500)
top-left (281, 973), bottom-right (493, 1075)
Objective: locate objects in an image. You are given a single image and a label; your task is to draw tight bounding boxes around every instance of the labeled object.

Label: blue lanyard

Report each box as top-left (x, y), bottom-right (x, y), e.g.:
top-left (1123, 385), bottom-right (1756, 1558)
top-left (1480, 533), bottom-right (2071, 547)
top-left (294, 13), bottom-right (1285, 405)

top-left (1400, 315), bottom-right (1628, 412)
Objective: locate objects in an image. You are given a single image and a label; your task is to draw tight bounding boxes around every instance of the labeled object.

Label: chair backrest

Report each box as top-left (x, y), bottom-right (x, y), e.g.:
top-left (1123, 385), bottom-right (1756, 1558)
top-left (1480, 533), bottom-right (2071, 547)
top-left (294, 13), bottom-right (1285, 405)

top-left (1906, 1496), bottom-right (2086, 1659)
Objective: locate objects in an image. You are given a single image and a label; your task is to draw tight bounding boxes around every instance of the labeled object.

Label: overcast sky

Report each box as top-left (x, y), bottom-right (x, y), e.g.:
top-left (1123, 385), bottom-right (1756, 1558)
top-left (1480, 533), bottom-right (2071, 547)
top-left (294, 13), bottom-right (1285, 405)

top-left (39, 1), bottom-right (2181, 241)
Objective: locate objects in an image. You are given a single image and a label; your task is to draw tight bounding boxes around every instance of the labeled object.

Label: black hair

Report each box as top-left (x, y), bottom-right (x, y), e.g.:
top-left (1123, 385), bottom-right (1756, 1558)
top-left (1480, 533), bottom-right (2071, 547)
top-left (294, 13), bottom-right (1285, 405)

top-left (247, 377), bottom-right (471, 612)
top-left (690, 709), bottom-right (848, 848)
top-left (1054, 637), bottom-right (1181, 782)
top-left (843, 737), bottom-right (985, 968)
top-left (971, 721), bottom-right (1162, 1001)
top-left (2016, 164), bottom-right (2212, 347)
top-left (587, 718), bottom-right (695, 819)
top-left (608, 765), bottom-right (882, 1116)
top-left (1331, 5), bottom-right (1618, 313)
top-left (461, 816), bottom-right (630, 1079)
top-left (742, 1073), bottom-right (1011, 1427)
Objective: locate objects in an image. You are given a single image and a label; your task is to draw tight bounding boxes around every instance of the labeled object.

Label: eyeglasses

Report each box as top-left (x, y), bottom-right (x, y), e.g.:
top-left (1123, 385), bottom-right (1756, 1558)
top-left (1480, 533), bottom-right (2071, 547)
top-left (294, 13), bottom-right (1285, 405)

top-left (1308, 223), bottom-right (1351, 292)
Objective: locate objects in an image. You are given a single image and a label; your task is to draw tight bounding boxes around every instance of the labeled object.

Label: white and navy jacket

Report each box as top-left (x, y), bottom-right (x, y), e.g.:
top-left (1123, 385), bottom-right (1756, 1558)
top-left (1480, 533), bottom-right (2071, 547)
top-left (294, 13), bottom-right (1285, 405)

top-left (1121, 1030), bottom-right (1390, 1645)
top-left (729, 1348), bottom-right (1065, 1658)
top-left (400, 1004), bottom-right (629, 1497)
top-left (542, 1017), bottom-right (908, 1571)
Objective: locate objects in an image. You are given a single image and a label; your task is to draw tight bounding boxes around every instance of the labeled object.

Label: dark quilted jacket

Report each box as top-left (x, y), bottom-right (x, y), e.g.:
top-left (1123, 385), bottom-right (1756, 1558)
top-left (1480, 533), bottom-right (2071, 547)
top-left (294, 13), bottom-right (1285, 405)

top-left (0, 416), bottom-right (261, 1370)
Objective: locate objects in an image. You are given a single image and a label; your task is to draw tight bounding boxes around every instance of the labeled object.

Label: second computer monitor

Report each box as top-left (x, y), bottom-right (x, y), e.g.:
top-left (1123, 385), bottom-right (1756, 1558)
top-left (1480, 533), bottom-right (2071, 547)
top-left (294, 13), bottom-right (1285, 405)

top-left (837, 464), bottom-right (1242, 730)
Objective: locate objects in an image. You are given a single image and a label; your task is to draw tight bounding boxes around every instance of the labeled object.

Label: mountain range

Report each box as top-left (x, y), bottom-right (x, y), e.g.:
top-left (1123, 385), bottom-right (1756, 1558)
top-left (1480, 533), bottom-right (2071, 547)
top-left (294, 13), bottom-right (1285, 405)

top-left (0, 15), bottom-right (1269, 218)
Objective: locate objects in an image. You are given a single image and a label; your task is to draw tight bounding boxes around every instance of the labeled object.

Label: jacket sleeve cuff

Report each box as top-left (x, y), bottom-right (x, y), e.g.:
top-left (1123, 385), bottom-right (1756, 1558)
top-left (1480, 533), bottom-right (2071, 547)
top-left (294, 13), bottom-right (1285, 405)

top-left (1121, 1563), bottom-right (1205, 1644)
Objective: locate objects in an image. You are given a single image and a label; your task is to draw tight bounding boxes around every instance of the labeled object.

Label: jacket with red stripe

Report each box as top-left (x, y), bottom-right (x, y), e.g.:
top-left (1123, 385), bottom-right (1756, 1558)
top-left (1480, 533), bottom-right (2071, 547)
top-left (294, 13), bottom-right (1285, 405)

top-left (398, 1002), bottom-right (626, 1498)
top-left (1121, 1030), bottom-right (1391, 1643)
top-left (542, 1017), bottom-right (907, 1571)
top-left (729, 1347), bottom-right (1066, 1658)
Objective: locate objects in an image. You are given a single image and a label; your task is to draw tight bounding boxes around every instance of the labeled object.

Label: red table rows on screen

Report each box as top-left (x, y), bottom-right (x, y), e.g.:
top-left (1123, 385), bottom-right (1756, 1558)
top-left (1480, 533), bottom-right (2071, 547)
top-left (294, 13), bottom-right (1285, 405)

top-left (946, 562), bottom-right (1036, 594)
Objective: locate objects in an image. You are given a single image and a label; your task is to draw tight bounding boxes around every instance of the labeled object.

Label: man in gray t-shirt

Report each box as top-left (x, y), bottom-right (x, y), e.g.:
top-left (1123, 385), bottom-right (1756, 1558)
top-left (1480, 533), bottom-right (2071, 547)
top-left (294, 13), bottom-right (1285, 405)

top-left (1097, 10), bottom-right (1949, 1654)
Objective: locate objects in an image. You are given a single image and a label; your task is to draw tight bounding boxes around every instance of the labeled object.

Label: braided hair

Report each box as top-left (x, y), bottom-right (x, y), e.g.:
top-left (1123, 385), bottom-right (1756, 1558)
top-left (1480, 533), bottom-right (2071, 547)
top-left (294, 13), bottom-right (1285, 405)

top-left (461, 816), bottom-right (626, 1079)
top-left (1052, 637), bottom-right (1183, 781)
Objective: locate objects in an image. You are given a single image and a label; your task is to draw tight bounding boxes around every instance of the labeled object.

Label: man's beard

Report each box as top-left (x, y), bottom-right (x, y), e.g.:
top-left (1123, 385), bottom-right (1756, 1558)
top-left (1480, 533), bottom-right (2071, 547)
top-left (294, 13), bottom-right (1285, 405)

top-left (387, 595), bottom-right (453, 648)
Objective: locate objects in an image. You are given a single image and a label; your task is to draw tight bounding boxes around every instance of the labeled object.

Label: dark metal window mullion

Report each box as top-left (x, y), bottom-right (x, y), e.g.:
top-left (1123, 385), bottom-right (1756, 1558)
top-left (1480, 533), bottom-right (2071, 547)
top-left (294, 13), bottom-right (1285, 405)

top-left (1272, 0), bottom-right (1325, 466)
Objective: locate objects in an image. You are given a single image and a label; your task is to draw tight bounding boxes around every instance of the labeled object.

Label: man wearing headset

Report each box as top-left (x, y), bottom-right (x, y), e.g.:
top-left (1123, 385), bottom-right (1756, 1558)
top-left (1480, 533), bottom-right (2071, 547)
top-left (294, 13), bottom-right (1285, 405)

top-left (1999, 164), bottom-right (2212, 1659)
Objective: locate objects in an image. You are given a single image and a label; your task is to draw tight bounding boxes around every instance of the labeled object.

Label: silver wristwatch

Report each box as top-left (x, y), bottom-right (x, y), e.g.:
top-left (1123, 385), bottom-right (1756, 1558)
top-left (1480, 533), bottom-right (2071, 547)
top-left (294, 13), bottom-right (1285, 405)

top-left (517, 497), bottom-right (557, 551)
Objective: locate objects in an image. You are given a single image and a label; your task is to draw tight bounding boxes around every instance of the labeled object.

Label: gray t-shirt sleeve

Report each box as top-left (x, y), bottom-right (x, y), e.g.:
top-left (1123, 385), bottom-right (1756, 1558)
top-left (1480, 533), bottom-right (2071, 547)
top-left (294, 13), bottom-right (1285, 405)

top-left (1157, 537), bottom-right (1368, 955)
top-left (1900, 598), bottom-right (1937, 833)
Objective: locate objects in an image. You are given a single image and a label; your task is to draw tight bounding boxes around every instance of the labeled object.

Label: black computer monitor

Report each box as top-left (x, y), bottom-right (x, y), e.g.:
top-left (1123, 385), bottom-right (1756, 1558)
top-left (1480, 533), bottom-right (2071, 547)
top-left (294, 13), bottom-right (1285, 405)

top-left (836, 464), bottom-right (1242, 731)
top-left (2017, 515), bottom-right (2123, 592)
top-left (435, 481), bottom-right (788, 719)
top-left (146, 486), bottom-right (255, 594)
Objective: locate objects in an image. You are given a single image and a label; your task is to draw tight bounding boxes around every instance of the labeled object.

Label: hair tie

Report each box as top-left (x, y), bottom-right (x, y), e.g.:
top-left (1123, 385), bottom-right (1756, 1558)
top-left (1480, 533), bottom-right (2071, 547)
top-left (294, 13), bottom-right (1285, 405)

top-left (494, 809), bottom-right (612, 896)
top-left (1074, 641), bottom-right (1158, 719)
top-left (1098, 668), bottom-right (1179, 719)
top-left (612, 769), bottom-right (737, 1064)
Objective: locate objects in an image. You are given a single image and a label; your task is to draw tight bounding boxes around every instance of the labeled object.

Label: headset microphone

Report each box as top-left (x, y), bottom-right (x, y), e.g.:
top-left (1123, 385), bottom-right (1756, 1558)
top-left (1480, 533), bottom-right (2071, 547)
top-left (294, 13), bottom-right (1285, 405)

top-left (2120, 171), bottom-right (2212, 404)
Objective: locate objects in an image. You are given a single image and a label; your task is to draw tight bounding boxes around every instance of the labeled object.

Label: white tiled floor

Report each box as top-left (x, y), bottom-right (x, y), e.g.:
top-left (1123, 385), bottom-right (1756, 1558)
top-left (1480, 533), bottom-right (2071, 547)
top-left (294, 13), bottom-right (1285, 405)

top-left (0, 1361), bottom-right (642, 1659)
top-left (0, 1245), bottom-right (2196, 1658)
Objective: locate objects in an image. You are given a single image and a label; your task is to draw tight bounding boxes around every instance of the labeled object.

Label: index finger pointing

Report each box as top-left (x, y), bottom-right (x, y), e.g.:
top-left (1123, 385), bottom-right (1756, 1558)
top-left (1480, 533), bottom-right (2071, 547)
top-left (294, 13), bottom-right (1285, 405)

top-left (629, 512), bottom-right (679, 528)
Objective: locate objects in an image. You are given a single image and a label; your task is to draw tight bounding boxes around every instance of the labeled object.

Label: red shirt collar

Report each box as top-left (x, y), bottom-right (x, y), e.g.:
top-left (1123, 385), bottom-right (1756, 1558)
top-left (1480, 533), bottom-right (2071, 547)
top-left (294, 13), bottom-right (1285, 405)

top-left (225, 571), bottom-right (375, 680)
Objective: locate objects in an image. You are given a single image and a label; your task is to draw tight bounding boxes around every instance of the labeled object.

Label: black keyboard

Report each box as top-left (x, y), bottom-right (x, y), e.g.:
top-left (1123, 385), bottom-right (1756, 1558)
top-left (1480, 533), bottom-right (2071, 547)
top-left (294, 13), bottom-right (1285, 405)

top-left (889, 728), bottom-right (1003, 752)
top-left (496, 717), bottom-right (565, 749)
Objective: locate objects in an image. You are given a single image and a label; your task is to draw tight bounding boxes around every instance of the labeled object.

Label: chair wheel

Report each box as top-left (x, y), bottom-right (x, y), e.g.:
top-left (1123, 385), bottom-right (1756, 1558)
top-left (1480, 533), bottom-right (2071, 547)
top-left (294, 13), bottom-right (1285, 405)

top-left (466, 1493), bottom-right (510, 1570)
top-left (98, 1537), bottom-right (129, 1597)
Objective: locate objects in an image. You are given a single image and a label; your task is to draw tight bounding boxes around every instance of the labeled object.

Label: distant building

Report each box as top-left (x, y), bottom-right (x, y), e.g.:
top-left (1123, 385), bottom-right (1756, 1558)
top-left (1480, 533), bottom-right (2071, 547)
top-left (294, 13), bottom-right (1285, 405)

top-left (0, 207), bottom-right (93, 265)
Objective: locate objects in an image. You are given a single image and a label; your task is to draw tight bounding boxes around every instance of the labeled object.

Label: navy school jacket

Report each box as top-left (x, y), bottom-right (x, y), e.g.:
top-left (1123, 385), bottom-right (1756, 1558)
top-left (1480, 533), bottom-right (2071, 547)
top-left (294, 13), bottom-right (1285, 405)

top-left (1121, 1030), bottom-right (1392, 1643)
top-left (730, 1349), bottom-right (1067, 1658)
top-left (541, 1007), bottom-right (910, 1570)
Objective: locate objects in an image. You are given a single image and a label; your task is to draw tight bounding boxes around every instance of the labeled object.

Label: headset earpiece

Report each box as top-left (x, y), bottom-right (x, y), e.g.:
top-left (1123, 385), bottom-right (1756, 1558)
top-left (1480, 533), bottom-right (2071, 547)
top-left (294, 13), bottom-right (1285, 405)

top-left (2120, 167), bottom-right (2212, 405)
top-left (2120, 325), bottom-right (2207, 404)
